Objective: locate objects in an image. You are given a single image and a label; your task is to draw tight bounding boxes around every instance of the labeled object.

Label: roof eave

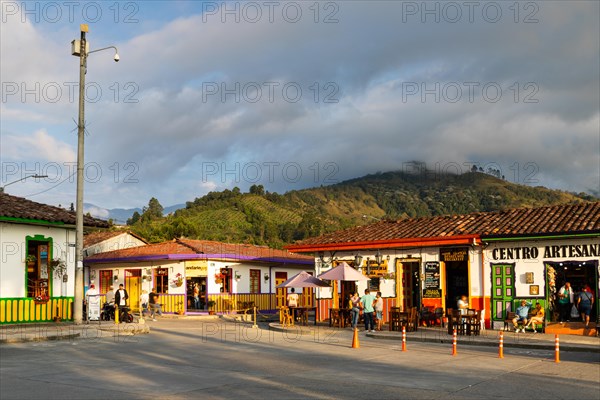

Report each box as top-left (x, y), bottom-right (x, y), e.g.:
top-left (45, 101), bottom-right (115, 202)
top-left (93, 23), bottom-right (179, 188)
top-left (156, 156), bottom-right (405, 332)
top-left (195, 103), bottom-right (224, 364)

top-left (286, 234), bottom-right (479, 253)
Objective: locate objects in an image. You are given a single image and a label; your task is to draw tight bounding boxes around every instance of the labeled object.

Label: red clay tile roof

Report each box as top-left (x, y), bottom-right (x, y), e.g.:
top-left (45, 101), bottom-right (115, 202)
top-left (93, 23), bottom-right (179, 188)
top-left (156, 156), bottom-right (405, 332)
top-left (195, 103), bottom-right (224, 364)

top-left (86, 238), bottom-right (313, 264)
top-left (83, 230), bottom-right (148, 248)
top-left (288, 202), bottom-right (600, 251)
top-left (0, 192), bottom-right (109, 228)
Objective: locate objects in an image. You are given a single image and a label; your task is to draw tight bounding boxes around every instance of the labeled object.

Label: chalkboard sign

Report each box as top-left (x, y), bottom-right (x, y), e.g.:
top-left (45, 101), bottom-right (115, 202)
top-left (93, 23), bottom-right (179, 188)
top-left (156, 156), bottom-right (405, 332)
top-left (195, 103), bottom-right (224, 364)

top-left (423, 288), bottom-right (442, 298)
top-left (424, 262), bottom-right (440, 289)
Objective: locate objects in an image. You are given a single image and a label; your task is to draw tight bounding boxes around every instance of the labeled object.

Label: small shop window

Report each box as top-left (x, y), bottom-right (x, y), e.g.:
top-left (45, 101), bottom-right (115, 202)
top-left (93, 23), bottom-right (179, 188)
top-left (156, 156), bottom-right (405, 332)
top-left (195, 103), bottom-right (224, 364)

top-left (99, 270), bottom-right (113, 293)
top-left (155, 268), bottom-right (168, 293)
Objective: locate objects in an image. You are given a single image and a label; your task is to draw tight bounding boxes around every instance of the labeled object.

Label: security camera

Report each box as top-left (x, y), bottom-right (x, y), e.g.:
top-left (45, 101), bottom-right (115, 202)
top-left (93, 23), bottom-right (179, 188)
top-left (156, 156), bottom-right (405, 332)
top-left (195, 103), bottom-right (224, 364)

top-left (114, 54), bottom-right (120, 62)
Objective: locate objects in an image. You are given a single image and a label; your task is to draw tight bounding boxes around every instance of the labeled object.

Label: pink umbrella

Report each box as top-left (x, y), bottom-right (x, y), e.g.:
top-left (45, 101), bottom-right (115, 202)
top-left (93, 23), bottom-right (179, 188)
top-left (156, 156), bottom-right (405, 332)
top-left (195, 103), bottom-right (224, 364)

top-left (318, 262), bottom-right (369, 308)
top-left (276, 271), bottom-right (330, 288)
top-left (318, 262), bottom-right (370, 281)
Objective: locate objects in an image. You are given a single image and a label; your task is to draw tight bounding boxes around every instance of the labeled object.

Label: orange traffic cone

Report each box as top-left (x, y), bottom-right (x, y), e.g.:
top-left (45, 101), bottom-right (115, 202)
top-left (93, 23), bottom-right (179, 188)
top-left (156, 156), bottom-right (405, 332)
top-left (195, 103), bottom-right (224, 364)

top-left (351, 327), bottom-right (360, 348)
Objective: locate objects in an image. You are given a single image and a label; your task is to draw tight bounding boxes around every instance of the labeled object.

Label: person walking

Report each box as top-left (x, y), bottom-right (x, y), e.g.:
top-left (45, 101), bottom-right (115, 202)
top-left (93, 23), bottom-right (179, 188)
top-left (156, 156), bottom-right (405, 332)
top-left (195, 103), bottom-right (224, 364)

top-left (149, 288), bottom-right (163, 321)
top-left (360, 289), bottom-right (376, 333)
top-left (577, 286), bottom-right (594, 328)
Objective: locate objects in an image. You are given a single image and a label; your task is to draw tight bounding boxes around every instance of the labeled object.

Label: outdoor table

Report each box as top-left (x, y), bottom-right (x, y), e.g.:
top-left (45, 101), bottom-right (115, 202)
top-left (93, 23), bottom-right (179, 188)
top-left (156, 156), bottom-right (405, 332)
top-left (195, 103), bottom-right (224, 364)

top-left (389, 308), bottom-right (409, 331)
top-left (291, 306), bottom-right (317, 326)
top-left (329, 308), bottom-right (350, 328)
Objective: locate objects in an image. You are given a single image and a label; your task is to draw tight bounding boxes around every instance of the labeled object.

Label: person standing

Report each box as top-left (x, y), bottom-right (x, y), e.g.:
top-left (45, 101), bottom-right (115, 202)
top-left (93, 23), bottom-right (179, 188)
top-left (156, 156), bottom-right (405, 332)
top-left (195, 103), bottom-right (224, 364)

top-left (374, 291), bottom-right (384, 331)
top-left (557, 282), bottom-right (574, 323)
top-left (360, 289), bottom-right (376, 333)
top-left (140, 290), bottom-right (149, 317)
top-left (577, 286), bottom-right (594, 328)
top-left (105, 285), bottom-right (115, 305)
top-left (349, 292), bottom-right (361, 329)
top-left (287, 288), bottom-right (299, 308)
top-left (114, 284), bottom-right (128, 321)
top-left (149, 288), bottom-right (163, 321)
top-left (193, 284), bottom-right (200, 309)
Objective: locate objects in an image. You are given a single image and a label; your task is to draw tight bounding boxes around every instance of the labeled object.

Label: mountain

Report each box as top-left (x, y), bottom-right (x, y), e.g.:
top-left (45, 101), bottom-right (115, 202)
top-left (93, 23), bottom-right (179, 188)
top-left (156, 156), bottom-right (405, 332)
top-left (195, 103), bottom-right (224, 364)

top-left (84, 203), bottom-right (185, 225)
top-left (124, 169), bottom-right (596, 247)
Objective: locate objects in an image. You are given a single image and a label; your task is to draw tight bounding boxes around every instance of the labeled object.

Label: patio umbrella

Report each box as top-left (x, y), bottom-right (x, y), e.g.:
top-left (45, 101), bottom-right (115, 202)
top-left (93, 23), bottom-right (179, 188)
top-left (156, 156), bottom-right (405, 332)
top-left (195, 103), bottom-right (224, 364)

top-left (276, 271), bottom-right (330, 288)
top-left (318, 262), bottom-right (370, 308)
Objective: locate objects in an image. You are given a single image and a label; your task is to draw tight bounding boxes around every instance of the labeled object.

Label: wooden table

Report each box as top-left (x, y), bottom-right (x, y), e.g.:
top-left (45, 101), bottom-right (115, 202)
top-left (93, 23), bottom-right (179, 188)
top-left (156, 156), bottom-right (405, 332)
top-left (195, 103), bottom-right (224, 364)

top-left (329, 308), bottom-right (351, 328)
top-left (389, 308), bottom-right (409, 331)
top-left (291, 307), bottom-right (317, 326)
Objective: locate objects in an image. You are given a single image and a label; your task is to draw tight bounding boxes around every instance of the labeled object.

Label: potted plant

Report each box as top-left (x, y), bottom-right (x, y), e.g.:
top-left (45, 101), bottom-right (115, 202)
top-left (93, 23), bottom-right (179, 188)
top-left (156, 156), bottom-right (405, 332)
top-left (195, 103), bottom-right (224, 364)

top-left (207, 300), bottom-right (216, 315)
top-left (49, 258), bottom-right (67, 278)
top-left (25, 255), bottom-right (36, 273)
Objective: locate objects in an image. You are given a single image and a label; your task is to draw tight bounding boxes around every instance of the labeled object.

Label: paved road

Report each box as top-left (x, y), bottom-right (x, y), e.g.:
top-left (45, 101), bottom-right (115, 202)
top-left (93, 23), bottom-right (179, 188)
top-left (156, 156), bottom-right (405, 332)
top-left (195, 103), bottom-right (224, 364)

top-left (1, 319), bottom-right (599, 399)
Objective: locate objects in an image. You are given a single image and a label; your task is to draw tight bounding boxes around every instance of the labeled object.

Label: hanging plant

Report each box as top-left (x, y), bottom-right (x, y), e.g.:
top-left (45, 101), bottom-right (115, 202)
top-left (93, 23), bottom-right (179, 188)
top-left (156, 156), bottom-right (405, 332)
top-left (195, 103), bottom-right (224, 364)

top-left (49, 258), bottom-right (67, 278)
top-left (171, 273), bottom-right (184, 287)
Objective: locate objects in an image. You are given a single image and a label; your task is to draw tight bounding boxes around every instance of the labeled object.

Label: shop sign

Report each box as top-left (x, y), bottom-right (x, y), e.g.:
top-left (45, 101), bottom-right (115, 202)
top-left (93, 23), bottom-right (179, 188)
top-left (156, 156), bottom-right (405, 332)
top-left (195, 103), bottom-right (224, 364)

top-left (491, 243), bottom-right (599, 260)
top-left (424, 262), bottom-right (440, 289)
top-left (185, 260), bottom-right (208, 277)
top-left (423, 288), bottom-right (442, 298)
top-left (440, 247), bottom-right (468, 262)
top-left (366, 260), bottom-right (388, 277)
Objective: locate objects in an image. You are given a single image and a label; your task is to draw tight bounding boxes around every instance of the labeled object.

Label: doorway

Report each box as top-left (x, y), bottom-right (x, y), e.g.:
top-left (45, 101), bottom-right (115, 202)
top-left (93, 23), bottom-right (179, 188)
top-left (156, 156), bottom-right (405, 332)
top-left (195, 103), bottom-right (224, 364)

top-left (125, 269), bottom-right (141, 312)
top-left (275, 272), bottom-right (287, 307)
top-left (397, 260), bottom-right (420, 310)
top-left (445, 260), bottom-right (469, 310)
top-left (187, 277), bottom-right (207, 310)
top-left (546, 260), bottom-right (598, 322)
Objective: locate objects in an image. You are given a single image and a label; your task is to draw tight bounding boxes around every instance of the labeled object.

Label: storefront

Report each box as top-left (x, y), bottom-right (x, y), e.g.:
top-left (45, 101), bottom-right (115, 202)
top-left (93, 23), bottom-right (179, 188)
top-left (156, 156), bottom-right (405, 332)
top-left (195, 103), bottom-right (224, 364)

top-left (485, 238), bottom-right (599, 329)
top-left (288, 202), bottom-right (599, 334)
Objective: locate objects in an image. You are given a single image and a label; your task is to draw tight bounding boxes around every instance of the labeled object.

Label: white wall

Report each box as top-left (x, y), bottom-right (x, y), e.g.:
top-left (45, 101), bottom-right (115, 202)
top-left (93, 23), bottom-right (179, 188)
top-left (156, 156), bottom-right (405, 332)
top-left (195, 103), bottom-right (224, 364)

top-left (0, 222), bottom-right (75, 298)
top-left (84, 233), bottom-right (146, 257)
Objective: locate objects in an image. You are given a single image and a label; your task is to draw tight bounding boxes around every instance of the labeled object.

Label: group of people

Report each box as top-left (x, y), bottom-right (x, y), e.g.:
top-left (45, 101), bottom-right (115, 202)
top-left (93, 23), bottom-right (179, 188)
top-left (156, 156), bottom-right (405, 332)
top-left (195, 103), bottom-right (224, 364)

top-left (88, 284), bottom-right (163, 321)
top-left (140, 288), bottom-right (163, 321)
top-left (509, 281), bottom-right (595, 332)
top-left (348, 289), bottom-right (384, 332)
top-left (512, 300), bottom-right (545, 333)
top-left (557, 282), bottom-right (595, 327)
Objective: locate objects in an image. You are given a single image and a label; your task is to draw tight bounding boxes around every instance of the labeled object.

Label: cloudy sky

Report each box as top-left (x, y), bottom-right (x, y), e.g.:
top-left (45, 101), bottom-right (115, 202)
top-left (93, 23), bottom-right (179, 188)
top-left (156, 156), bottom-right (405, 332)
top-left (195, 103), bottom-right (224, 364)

top-left (1, 0), bottom-right (599, 212)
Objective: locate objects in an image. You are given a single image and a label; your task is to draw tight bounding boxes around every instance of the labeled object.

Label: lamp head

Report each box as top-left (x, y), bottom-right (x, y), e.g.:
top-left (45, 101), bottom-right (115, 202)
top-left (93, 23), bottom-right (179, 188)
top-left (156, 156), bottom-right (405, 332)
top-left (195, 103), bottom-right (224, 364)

top-left (113, 53), bottom-right (120, 62)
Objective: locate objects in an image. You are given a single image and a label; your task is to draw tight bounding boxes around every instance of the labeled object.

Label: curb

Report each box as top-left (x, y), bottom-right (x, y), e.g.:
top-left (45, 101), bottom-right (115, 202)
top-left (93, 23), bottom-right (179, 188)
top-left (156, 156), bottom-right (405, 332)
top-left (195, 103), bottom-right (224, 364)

top-left (367, 332), bottom-right (600, 353)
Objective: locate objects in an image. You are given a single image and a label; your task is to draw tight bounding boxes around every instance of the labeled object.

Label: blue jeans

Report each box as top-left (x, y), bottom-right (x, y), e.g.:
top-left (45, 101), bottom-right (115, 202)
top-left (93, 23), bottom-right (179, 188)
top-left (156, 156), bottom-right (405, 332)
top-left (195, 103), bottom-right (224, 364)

top-left (150, 303), bottom-right (163, 317)
top-left (351, 307), bottom-right (360, 327)
top-left (364, 312), bottom-right (374, 331)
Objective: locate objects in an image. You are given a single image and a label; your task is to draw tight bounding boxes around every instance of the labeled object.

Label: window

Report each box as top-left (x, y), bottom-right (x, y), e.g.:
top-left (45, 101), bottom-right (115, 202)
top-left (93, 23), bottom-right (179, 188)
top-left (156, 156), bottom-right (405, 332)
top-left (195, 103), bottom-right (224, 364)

top-left (99, 270), bottom-right (113, 293)
top-left (155, 268), bottom-right (168, 293)
top-left (26, 239), bottom-right (51, 298)
top-left (250, 269), bottom-right (261, 293)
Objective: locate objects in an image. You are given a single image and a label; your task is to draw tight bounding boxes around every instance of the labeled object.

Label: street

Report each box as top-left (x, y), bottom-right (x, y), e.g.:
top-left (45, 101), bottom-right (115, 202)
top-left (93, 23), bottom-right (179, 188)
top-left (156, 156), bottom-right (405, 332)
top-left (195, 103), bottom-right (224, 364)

top-left (1, 319), bottom-right (599, 399)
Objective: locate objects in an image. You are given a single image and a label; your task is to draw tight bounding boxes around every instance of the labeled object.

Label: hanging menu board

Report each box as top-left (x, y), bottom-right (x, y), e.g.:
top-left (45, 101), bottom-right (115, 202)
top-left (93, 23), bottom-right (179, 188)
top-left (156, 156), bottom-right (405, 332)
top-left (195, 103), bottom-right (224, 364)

top-left (424, 261), bottom-right (440, 289)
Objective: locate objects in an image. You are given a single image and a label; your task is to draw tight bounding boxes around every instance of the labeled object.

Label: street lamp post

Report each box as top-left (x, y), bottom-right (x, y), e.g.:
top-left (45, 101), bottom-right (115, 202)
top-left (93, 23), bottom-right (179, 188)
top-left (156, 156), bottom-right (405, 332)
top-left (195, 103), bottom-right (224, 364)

top-left (72, 24), bottom-right (119, 324)
top-left (0, 174), bottom-right (48, 193)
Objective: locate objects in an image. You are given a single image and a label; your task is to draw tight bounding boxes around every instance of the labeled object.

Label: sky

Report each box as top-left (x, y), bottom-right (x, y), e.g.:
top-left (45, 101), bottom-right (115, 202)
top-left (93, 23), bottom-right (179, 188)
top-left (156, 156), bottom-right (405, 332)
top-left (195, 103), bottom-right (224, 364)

top-left (1, 0), bottom-right (599, 215)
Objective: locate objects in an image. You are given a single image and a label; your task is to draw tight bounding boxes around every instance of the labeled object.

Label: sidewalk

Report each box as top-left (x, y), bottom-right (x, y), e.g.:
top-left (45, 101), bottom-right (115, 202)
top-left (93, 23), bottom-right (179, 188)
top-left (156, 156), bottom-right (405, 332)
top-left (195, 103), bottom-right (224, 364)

top-left (0, 320), bottom-right (149, 344)
top-left (269, 323), bottom-right (600, 353)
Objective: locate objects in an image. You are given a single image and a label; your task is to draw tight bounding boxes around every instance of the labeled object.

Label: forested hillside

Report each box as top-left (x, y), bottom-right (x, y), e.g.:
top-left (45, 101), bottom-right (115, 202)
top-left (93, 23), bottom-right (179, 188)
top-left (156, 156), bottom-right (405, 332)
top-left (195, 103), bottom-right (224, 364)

top-left (126, 170), bottom-right (595, 247)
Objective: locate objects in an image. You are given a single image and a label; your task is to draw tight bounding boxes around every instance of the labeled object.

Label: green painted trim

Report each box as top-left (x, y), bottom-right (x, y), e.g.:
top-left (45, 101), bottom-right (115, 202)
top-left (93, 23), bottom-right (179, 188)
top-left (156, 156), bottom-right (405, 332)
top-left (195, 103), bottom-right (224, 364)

top-left (0, 216), bottom-right (66, 226)
top-left (484, 233), bottom-right (600, 242)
